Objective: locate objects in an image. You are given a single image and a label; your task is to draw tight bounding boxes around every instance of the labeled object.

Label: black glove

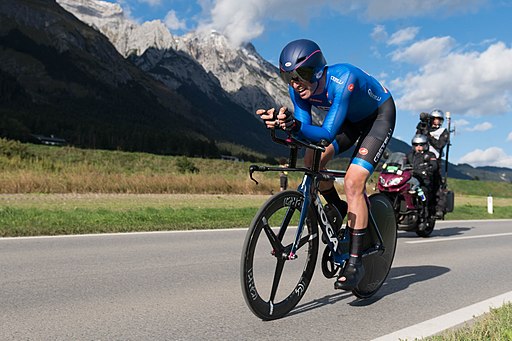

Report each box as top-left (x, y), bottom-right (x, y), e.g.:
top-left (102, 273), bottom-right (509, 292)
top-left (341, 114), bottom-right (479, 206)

top-left (281, 110), bottom-right (301, 132)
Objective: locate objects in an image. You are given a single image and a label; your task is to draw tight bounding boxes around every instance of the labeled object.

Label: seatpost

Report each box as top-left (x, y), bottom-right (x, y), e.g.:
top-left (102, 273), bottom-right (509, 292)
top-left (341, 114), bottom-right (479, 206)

top-left (311, 148), bottom-right (322, 172)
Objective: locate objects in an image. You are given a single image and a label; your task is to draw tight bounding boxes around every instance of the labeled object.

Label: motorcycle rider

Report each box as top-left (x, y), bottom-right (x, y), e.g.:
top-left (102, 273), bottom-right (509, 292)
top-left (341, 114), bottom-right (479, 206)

top-left (416, 109), bottom-right (449, 218)
top-left (407, 134), bottom-right (438, 230)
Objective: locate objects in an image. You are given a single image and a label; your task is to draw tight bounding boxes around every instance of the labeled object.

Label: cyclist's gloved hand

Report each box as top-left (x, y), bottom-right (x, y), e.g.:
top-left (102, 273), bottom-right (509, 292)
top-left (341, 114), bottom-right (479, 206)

top-left (256, 108), bottom-right (279, 129)
top-left (277, 108), bottom-right (301, 133)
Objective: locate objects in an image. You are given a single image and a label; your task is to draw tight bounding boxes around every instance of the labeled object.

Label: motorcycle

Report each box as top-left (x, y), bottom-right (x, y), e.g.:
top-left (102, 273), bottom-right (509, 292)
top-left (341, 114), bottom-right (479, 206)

top-left (377, 152), bottom-right (436, 237)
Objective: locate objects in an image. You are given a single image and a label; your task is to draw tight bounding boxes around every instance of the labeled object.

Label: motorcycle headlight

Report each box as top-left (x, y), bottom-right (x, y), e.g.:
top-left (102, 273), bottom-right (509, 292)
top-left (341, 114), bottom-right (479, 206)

top-left (387, 177), bottom-right (403, 186)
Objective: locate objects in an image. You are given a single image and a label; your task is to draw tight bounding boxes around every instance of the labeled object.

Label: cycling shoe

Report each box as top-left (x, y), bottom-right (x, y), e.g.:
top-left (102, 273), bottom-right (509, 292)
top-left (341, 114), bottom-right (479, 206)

top-left (334, 259), bottom-right (365, 291)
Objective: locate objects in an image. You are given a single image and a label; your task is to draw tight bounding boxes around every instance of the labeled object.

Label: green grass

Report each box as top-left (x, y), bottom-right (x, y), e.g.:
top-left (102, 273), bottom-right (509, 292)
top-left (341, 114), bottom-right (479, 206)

top-left (420, 303), bottom-right (512, 341)
top-left (1, 193), bottom-right (511, 237)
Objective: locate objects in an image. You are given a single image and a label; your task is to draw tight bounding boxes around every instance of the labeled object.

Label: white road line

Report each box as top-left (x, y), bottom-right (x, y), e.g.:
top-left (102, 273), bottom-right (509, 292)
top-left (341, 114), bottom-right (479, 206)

top-left (0, 228), bottom-right (248, 241)
top-left (406, 232), bottom-right (512, 244)
top-left (372, 291), bottom-right (512, 341)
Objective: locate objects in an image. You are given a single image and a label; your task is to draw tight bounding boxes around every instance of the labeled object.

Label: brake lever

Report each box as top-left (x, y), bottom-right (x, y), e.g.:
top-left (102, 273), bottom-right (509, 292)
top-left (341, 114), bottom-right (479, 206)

top-left (249, 165), bottom-right (259, 185)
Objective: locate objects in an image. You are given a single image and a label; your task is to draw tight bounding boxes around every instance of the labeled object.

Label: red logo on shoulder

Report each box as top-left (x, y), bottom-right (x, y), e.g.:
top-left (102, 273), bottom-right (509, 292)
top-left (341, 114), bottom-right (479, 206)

top-left (348, 83), bottom-right (354, 91)
top-left (359, 148), bottom-right (368, 155)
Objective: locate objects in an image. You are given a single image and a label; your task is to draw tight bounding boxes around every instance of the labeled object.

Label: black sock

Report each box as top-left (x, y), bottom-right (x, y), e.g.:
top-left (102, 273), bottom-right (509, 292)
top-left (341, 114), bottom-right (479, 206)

top-left (320, 186), bottom-right (348, 218)
top-left (349, 227), bottom-right (367, 261)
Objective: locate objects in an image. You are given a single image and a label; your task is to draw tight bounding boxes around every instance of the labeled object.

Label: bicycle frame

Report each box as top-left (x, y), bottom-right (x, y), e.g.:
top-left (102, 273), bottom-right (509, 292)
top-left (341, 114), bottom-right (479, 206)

top-left (249, 130), bottom-right (385, 266)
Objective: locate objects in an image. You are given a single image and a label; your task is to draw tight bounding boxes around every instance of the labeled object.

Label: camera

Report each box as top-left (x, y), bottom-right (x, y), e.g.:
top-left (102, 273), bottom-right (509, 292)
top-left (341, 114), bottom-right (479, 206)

top-left (416, 112), bottom-right (431, 135)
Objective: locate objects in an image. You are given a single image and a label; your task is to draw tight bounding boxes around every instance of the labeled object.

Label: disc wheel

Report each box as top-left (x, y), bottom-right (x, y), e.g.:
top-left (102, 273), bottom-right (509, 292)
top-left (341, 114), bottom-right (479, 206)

top-left (353, 193), bottom-right (397, 298)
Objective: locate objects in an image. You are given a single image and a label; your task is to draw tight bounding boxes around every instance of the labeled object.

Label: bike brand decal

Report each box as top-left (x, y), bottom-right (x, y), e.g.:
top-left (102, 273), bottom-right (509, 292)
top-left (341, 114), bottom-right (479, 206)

top-left (367, 88), bottom-right (382, 101)
top-left (359, 147), bottom-right (368, 156)
top-left (247, 268), bottom-right (258, 301)
top-left (348, 83), bottom-right (354, 92)
top-left (284, 196), bottom-right (303, 209)
top-left (314, 196), bottom-right (339, 250)
top-left (295, 281), bottom-right (306, 296)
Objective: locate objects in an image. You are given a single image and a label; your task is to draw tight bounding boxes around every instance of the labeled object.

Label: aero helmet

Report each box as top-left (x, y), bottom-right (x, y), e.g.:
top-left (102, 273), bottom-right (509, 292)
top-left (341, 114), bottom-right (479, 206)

top-left (279, 39), bottom-right (326, 84)
top-left (412, 134), bottom-right (429, 149)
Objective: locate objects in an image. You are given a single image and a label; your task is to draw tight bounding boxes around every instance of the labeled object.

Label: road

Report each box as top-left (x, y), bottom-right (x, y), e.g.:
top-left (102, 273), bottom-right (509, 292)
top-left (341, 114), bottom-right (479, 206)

top-left (1, 220), bottom-right (511, 340)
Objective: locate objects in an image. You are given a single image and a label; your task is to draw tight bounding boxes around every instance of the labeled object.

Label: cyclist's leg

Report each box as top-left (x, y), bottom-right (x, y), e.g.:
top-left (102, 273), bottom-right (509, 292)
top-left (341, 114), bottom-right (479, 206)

top-left (335, 97), bottom-right (396, 290)
top-left (334, 164), bottom-right (369, 290)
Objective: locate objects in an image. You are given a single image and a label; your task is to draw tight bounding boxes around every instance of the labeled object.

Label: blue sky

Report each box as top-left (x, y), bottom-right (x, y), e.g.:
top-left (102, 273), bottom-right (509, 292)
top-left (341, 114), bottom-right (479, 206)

top-left (112, 0), bottom-right (512, 168)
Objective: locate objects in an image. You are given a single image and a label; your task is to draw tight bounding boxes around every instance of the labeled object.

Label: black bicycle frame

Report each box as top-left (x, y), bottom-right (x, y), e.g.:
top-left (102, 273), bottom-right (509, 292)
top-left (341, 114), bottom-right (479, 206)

top-left (249, 130), bottom-right (386, 264)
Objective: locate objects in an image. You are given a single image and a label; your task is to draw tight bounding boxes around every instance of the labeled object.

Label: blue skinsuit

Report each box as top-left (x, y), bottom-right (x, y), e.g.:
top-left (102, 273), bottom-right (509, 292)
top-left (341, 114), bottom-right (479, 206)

top-left (290, 63), bottom-right (392, 155)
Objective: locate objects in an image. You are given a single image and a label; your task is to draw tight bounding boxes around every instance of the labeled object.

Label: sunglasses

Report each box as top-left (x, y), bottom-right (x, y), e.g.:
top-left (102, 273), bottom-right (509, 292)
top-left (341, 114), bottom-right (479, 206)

top-left (279, 67), bottom-right (315, 84)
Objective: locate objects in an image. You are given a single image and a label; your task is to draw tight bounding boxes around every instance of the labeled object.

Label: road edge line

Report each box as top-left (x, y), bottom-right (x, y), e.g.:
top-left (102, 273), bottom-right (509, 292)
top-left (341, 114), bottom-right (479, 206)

top-left (371, 291), bottom-right (512, 341)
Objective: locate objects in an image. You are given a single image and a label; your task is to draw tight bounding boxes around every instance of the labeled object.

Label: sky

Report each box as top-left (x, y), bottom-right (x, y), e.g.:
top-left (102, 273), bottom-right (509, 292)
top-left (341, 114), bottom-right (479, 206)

top-left (111, 0), bottom-right (512, 168)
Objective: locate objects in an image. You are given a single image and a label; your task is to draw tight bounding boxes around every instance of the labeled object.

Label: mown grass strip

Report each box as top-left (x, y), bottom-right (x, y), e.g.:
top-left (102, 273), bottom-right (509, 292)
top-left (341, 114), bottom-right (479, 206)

top-left (0, 207), bottom-right (258, 237)
top-left (1, 203), bottom-right (511, 238)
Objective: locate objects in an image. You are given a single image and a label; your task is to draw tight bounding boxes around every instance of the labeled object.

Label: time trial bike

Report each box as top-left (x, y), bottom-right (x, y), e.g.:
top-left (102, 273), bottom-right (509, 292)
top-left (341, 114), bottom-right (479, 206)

top-left (240, 130), bottom-right (397, 320)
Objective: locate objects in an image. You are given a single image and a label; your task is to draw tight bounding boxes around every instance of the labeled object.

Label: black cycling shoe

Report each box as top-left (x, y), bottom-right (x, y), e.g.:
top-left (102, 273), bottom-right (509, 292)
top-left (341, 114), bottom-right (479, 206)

top-left (334, 259), bottom-right (365, 291)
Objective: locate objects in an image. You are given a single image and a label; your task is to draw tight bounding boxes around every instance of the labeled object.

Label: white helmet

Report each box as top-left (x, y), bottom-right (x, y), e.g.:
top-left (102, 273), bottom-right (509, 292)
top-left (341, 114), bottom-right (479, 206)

top-left (411, 134), bottom-right (429, 150)
top-left (430, 109), bottom-right (444, 128)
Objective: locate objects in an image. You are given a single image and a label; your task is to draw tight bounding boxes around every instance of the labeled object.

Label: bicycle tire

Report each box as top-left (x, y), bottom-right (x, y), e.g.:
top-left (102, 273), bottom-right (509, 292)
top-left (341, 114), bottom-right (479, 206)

top-left (240, 190), bottom-right (319, 320)
top-left (353, 193), bottom-right (397, 298)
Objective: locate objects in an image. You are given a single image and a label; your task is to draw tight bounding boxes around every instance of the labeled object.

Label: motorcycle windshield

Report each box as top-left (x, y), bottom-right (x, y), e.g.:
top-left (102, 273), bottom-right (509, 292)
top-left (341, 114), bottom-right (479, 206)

top-left (382, 152), bottom-right (407, 173)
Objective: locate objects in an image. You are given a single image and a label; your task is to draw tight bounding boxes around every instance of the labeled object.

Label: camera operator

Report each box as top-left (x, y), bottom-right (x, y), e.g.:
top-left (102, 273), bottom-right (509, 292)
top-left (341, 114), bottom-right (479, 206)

top-left (415, 109), bottom-right (449, 218)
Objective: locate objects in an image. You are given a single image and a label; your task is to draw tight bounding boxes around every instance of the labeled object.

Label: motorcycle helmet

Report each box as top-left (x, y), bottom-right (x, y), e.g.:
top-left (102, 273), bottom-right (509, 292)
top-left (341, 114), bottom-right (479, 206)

top-left (430, 109), bottom-right (444, 128)
top-left (412, 134), bottom-right (429, 150)
top-left (279, 39), bottom-right (326, 84)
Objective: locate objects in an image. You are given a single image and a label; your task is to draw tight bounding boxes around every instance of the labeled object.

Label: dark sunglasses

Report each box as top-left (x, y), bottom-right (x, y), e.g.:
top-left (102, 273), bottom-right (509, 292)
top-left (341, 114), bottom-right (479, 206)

top-left (279, 66), bottom-right (315, 84)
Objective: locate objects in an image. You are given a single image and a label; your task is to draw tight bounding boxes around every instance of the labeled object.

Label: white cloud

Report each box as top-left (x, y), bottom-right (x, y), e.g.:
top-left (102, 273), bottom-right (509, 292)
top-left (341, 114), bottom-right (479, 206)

top-left (454, 119), bottom-right (470, 127)
top-left (465, 122), bottom-right (493, 132)
top-left (507, 132), bottom-right (512, 141)
top-left (458, 147), bottom-right (512, 168)
top-left (197, 0), bottom-right (488, 46)
top-left (391, 36), bottom-right (455, 64)
top-left (371, 25), bottom-right (388, 42)
top-left (391, 41), bottom-right (512, 116)
top-left (387, 27), bottom-right (420, 46)
top-left (164, 10), bottom-right (187, 31)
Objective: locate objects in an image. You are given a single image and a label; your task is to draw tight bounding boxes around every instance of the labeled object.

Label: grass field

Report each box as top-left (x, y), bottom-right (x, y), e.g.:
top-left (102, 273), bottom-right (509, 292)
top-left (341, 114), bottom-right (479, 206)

top-left (1, 193), bottom-right (511, 237)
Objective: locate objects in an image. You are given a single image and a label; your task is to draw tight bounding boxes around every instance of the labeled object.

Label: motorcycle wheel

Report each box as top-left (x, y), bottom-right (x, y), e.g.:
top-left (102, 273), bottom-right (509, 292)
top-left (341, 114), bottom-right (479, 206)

top-left (416, 217), bottom-right (435, 237)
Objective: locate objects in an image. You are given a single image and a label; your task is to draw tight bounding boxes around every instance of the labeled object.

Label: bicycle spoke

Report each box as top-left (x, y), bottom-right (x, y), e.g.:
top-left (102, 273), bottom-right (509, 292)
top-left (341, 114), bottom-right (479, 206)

top-left (269, 258), bottom-right (286, 303)
top-left (261, 218), bottom-right (283, 252)
top-left (296, 233), bottom-right (313, 250)
top-left (277, 207), bottom-right (295, 241)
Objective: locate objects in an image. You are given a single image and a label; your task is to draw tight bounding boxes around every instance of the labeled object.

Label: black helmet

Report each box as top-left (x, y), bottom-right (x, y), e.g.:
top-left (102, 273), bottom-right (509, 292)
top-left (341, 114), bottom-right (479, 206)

top-left (412, 134), bottom-right (429, 149)
top-left (279, 39), bottom-right (326, 84)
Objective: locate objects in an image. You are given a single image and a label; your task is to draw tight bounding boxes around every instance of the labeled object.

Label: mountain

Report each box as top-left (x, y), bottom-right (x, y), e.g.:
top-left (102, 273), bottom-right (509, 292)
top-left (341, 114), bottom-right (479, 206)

top-left (56, 0), bottom-right (293, 118)
top-left (454, 164), bottom-right (512, 182)
top-left (0, 0), bottom-right (277, 160)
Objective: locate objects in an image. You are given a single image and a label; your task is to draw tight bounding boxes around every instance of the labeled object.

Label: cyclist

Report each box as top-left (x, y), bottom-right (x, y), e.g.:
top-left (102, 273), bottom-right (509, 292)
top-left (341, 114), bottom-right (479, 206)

top-left (256, 39), bottom-right (396, 291)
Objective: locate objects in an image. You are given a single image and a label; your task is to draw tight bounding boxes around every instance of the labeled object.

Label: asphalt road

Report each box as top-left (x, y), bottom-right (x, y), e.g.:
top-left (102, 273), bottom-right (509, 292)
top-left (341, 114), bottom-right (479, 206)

top-left (1, 219), bottom-right (511, 340)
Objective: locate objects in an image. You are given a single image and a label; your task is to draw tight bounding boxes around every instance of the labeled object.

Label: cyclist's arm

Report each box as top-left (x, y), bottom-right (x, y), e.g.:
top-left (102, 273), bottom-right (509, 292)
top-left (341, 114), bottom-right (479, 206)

top-left (292, 74), bottom-right (355, 143)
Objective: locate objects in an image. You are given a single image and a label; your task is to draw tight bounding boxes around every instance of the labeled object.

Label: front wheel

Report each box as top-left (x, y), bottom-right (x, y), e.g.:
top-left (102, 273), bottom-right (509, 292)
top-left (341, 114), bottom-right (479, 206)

top-left (240, 190), bottom-right (319, 320)
top-left (353, 193), bottom-right (397, 298)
